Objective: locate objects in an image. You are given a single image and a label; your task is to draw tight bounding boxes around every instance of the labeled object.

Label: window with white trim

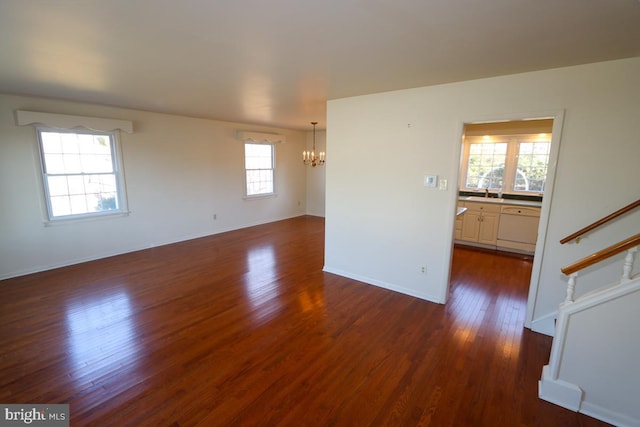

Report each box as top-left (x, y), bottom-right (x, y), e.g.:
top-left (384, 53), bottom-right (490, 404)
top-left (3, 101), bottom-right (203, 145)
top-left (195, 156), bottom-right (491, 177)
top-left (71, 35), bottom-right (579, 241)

top-left (461, 134), bottom-right (551, 194)
top-left (244, 142), bottom-right (275, 197)
top-left (37, 128), bottom-right (127, 220)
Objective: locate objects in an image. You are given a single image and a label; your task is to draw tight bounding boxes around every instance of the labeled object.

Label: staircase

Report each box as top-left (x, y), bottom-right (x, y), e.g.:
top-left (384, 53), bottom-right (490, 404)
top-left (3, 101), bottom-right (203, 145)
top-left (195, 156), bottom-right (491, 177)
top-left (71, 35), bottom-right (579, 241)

top-left (538, 200), bottom-right (640, 427)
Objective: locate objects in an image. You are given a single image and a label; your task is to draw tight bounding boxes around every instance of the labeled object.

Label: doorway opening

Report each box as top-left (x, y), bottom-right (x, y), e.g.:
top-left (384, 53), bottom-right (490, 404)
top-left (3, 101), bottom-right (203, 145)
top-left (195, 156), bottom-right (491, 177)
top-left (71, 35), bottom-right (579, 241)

top-left (448, 112), bottom-right (564, 331)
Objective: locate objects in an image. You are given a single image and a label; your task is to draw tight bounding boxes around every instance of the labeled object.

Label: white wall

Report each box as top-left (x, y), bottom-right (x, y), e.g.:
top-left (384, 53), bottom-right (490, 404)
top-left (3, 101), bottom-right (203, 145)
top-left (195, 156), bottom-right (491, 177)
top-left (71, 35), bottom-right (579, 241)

top-left (540, 277), bottom-right (640, 426)
top-left (305, 129), bottom-right (326, 217)
top-left (0, 94), bottom-right (308, 279)
top-left (562, 282), bottom-right (640, 425)
top-left (325, 57), bottom-right (640, 329)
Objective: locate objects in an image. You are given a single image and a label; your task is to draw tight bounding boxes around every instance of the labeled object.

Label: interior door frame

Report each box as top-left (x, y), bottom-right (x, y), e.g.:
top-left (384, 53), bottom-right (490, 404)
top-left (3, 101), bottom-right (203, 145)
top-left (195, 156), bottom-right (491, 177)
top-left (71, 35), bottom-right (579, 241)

top-left (448, 109), bottom-right (565, 330)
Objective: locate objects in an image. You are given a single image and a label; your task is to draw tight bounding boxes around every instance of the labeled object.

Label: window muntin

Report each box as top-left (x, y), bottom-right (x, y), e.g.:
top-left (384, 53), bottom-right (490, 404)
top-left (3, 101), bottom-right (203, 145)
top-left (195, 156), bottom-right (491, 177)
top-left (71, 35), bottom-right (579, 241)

top-left (514, 141), bottom-right (551, 192)
top-left (461, 134), bottom-right (551, 194)
top-left (37, 128), bottom-right (126, 220)
top-left (465, 142), bottom-right (507, 190)
top-left (244, 143), bottom-right (274, 197)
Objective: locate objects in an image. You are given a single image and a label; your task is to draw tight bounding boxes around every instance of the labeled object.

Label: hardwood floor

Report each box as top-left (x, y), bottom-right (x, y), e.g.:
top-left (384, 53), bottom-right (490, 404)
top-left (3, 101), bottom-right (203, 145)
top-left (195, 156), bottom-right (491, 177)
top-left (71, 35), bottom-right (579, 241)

top-left (0, 216), bottom-right (610, 426)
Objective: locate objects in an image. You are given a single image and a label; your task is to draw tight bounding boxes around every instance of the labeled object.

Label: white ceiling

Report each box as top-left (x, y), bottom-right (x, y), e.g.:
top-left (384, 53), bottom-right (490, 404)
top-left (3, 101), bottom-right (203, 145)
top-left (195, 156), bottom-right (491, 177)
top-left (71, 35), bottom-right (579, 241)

top-left (1, 0), bottom-right (639, 130)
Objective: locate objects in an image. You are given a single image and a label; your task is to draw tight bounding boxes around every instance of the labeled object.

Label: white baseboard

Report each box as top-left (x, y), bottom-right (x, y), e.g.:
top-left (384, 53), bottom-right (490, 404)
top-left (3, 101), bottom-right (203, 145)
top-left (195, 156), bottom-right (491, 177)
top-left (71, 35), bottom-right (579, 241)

top-left (322, 266), bottom-right (444, 304)
top-left (539, 366), bottom-right (640, 426)
top-left (1, 213), bottom-right (308, 280)
top-left (580, 401), bottom-right (640, 427)
top-left (530, 311), bottom-right (557, 337)
top-left (538, 365), bottom-right (583, 412)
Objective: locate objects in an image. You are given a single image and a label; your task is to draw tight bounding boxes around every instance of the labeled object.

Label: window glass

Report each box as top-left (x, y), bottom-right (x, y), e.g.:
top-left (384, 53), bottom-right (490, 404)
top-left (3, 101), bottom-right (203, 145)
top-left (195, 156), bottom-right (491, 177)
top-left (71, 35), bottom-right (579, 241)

top-left (465, 142), bottom-right (507, 190)
top-left (461, 135), bottom-right (551, 194)
top-left (515, 141), bottom-right (551, 192)
top-left (38, 129), bottom-right (126, 220)
top-left (244, 143), bottom-right (274, 196)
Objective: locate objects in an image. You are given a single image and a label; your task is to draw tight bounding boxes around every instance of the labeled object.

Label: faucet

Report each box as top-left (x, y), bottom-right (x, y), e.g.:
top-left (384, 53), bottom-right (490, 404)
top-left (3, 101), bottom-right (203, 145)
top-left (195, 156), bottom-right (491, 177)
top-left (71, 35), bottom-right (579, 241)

top-left (485, 188), bottom-right (489, 198)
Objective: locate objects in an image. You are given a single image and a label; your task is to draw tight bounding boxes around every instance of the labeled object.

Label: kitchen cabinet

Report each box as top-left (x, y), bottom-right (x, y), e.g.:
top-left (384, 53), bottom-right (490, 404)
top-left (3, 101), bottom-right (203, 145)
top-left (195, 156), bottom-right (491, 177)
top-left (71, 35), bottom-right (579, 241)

top-left (459, 202), bottom-right (501, 246)
top-left (454, 203), bottom-right (465, 240)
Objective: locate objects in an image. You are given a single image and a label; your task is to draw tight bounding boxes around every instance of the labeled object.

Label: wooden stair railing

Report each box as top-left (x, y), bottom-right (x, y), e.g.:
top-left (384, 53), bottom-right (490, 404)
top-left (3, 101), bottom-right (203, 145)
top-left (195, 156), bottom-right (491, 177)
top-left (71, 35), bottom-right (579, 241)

top-left (560, 199), bottom-right (640, 244)
top-left (561, 233), bottom-right (640, 304)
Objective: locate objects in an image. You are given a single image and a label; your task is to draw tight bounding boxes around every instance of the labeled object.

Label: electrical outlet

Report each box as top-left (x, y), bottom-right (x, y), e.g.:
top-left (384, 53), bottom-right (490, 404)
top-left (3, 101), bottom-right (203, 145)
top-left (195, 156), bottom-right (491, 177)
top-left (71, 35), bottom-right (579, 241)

top-left (421, 266), bottom-right (426, 274)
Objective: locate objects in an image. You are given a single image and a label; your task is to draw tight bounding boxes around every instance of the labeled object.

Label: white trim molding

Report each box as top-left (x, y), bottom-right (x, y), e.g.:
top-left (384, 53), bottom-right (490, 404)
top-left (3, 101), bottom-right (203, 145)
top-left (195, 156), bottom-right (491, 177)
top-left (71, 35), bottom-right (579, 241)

top-left (322, 265), bottom-right (444, 304)
top-left (16, 110), bottom-right (134, 133)
top-left (539, 276), bottom-right (640, 424)
top-left (529, 311), bottom-right (557, 337)
top-left (580, 401), bottom-right (640, 427)
top-left (236, 130), bottom-right (285, 144)
top-left (538, 365), bottom-right (583, 411)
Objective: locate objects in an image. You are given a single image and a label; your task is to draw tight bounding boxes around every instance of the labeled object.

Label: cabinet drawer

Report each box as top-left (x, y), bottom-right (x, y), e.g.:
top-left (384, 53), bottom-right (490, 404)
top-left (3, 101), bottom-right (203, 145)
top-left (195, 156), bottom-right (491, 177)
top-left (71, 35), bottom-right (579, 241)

top-left (465, 202), bottom-right (501, 214)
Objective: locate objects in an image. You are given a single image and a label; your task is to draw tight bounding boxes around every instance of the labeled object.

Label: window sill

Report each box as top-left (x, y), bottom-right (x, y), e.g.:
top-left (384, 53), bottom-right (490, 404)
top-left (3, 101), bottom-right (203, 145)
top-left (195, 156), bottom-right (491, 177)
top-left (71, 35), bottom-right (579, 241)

top-left (44, 211), bottom-right (131, 227)
top-left (243, 193), bottom-right (278, 201)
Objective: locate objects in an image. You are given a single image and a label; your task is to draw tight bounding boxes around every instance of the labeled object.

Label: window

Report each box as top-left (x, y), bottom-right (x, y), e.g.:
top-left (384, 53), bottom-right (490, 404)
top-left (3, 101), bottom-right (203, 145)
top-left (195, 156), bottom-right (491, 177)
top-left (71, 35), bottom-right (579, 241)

top-left (465, 141), bottom-right (508, 190)
top-left (513, 141), bottom-right (551, 192)
top-left (37, 128), bottom-right (127, 220)
top-left (461, 134), bottom-right (551, 194)
top-left (244, 142), bottom-right (275, 197)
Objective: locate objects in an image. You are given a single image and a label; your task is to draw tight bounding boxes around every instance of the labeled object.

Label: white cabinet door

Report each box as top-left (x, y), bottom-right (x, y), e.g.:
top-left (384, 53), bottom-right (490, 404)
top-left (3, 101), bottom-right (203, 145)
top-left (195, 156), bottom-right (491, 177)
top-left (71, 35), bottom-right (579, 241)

top-left (459, 202), bottom-right (501, 244)
top-left (478, 213), bottom-right (499, 245)
top-left (461, 211), bottom-right (481, 242)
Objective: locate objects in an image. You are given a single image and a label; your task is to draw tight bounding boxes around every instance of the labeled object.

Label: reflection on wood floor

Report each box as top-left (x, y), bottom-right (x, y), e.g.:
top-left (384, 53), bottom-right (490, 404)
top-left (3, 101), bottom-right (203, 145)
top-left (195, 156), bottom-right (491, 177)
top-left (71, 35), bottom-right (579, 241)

top-left (0, 217), bottom-right (610, 426)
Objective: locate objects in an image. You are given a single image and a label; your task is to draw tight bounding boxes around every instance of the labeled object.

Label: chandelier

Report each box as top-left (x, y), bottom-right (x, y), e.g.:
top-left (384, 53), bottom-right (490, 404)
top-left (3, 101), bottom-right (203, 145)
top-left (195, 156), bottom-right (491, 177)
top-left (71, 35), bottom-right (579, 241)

top-left (303, 121), bottom-right (325, 167)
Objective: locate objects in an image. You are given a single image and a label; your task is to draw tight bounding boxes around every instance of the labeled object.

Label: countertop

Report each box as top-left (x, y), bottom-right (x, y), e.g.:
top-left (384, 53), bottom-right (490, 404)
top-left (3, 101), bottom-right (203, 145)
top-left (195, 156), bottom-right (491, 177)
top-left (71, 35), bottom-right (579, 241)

top-left (458, 196), bottom-right (542, 208)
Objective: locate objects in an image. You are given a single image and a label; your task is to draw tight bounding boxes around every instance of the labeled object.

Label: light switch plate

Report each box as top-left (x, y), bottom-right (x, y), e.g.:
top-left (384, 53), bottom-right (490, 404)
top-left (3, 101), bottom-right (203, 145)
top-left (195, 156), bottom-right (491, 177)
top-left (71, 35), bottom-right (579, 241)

top-left (438, 178), bottom-right (448, 190)
top-left (424, 175), bottom-right (438, 188)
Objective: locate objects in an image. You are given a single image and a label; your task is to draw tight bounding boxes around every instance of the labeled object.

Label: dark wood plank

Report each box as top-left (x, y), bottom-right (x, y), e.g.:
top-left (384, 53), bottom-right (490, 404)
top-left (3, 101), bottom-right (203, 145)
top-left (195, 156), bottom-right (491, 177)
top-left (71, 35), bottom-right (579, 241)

top-left (0, 217), bottom-right (611, 426)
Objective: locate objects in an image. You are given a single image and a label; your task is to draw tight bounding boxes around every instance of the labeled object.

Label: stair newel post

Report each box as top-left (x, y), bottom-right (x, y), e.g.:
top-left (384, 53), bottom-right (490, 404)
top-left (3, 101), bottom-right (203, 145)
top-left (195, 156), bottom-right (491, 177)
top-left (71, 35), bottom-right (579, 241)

top-left (564, 273), bottom-right (578, 305)
top-left (621, 246), bottom-right (637, 282)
